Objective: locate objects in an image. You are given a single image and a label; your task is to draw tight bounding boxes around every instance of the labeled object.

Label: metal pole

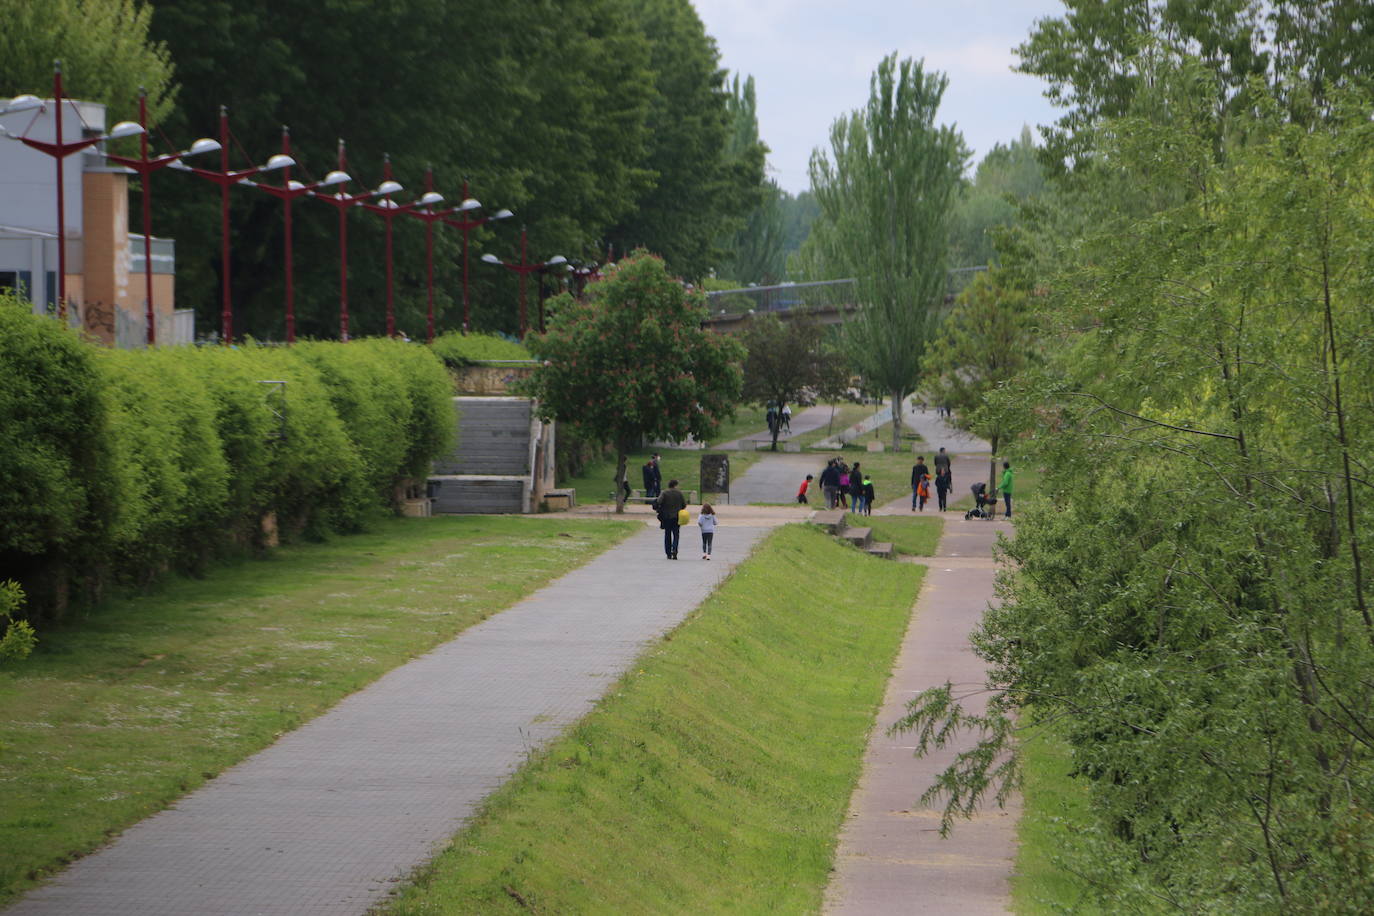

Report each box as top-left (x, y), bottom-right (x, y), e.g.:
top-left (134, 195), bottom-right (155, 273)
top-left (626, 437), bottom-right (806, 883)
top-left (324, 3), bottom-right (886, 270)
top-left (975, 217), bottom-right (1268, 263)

top-left (461, 179), bottom-right (471, 334)
top-left (282, 126), bottom-right (295, 343)
top-left (383, 153), bottom-right (395, 338)
top-left (219, 106), bottom-right (232, 344)
top-left (139, 90), bottom-right (156, 345)
top-left (518, 226), bottom-right (528, 336)
top-left (54, 63), bottom-right (67, 323)
top-left (338, 139), bottom-right (349, 342)
top-left (425, 167), bottom-right (435, 343)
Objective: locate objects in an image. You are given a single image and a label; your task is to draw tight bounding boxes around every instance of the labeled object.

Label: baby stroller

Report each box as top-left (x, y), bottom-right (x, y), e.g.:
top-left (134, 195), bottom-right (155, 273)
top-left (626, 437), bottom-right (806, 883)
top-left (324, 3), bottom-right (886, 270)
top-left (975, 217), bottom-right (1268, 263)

top-left (965, 481), bottom-right (997, 520)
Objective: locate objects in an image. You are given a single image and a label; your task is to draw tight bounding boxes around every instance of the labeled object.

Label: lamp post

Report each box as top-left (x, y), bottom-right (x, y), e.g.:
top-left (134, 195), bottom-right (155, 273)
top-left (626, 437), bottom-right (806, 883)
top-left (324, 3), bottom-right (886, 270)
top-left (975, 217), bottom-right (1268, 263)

top-left (243, 126), bottom-right (349, 342)
top-left (357, 154), bottom-right (442, 338)
top-left (441, 180), bottom-right (512, 333)
top-left (103, 88), bottom-right (220, 345)
top-left (403, 167), bottom-right (480, 343)
top-left (181, 106), bottom-right (294, 344)
top-left (480, 226), bottom-right (566, 336)
top-left (0, 63), bottom-right (144, 323)
top-left (308, 139), bottom-right (402, 341)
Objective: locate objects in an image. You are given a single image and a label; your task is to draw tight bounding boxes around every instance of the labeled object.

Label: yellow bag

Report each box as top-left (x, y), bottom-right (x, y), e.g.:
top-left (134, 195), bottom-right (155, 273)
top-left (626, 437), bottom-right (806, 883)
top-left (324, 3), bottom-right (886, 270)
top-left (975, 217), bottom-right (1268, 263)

top-left (677, 508), bottom-right (691, 526)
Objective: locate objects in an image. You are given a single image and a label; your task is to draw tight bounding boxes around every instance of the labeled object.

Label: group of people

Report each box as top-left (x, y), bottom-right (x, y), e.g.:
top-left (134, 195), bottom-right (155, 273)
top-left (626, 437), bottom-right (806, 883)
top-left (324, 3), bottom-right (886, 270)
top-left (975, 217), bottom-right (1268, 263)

top-left (651, 478), bottom-right (718, 560)
top-left (805, 458), bottom-right (875, 514)
top-left (910, 447), bottom-right (954, 512)
top-left (765, 402), bottom-right (792, 436)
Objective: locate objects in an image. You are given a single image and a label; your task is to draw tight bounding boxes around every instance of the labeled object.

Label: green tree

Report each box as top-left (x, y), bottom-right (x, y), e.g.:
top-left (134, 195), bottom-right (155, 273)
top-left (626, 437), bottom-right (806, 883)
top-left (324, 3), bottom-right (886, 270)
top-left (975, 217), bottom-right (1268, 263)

top-left (946, 126), bottom-right (1046, 271)
top-left (718, 75), bottom-right (784, 284)
top-left (520, 252), bottom-right (744, 512)
top-left (739, 314), bottom-right (847, 451)
top-left (0, 0), bottom-right (176, 126)
top-left (608, 0), bottom-right (763, 281)
top-left (799, 54), bottom-right (967, 449)
top-left (922, 271), bottom-right (1034, 489)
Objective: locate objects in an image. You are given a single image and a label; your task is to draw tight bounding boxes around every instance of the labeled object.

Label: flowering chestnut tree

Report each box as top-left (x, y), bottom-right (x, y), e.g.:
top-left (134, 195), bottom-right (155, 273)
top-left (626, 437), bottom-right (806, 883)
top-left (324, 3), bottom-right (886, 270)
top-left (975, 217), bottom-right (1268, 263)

top-left (521, 252), bottom-right (744, 512)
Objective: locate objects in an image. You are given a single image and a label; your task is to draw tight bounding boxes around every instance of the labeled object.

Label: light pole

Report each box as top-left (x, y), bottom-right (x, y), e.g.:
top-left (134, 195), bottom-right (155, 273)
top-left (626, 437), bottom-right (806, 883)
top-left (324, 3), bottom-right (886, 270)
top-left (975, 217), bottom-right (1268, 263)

top-left (103, 88), bottom-right (220, 345)
top-left (0, 63), bottom-right (144, 323)
top-left (243, 126), bottom-right (349, 342)
top-left (442, 180), bottom-right (512, 333)
top-left (308, 139), bottom-right (402, 341)
top-left (480, 226), bottom-right (566, 336)
top-left (403, 167), bottom-right (480, 342)
top-left (357, 154), bottom-right (442, 338)
top-left (180, 106), bottom-right (293, 344)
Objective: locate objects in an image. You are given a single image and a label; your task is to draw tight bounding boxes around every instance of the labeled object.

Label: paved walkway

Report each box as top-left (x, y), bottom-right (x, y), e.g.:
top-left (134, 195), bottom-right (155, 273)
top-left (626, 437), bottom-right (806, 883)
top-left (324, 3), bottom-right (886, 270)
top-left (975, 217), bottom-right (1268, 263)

top-left (825, 452), bottom-right (1019, 914)
top-left (7, 523), bottom-right (772, 916)
top-left (713, 403), bottom-right (834, 450)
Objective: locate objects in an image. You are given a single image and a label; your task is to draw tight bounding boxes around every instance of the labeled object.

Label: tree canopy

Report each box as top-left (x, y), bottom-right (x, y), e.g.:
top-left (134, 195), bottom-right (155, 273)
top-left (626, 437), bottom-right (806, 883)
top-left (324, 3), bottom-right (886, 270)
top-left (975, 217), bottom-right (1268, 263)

top-left (739, 313), bottom-right (847, 450)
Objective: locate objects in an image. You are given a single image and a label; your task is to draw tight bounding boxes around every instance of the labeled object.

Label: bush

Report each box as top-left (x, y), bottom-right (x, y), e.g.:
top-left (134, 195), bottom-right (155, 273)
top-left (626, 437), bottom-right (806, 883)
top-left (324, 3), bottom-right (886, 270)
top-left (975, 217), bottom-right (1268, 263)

top-left (0, 300), bottom-right (455, 617)
top-left (430, 331), bottom-right (530, 367)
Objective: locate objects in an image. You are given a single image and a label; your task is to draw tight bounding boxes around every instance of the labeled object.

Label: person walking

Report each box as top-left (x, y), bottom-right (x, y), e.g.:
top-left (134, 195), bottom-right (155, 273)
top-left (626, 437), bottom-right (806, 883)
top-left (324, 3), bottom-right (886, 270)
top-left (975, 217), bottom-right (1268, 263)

top-left (933, 447), bottom-right (950, 477)
top-left (780, 403), bottom-right (791, 432)
top-left (916, 472), bottom-right (931, 511)
top-left (911, 456), bottom-right (930, 511)
top-left (999, 461), bottom-right (1014, 518)
top-left (655, 479), bottom-right (687, 559)
top-left (797, 474), bottom-right (813, 505)
top-left (698, 503), bottom-right (717, 559)
top-left (641, 454), bottom-right (662, 499)
top-left (848, 462), bottom-right (865, 514)
top-left (820, 460), bottom-right (840, 509)
top-left (862, 475), bottom-right (875, 516)
top-left (935, 466), bottom-right (952, 511)
top-left (838, 462), bottom-right (851, 510)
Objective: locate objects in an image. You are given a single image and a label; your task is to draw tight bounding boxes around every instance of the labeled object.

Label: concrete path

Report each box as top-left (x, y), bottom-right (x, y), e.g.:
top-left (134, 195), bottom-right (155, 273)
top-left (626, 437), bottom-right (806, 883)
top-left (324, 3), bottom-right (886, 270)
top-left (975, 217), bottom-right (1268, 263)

top-left (728, 452), bottom-right (826, 505)
top-left (8, 523), bottom-right (771, 916)
top-left (825, 452), bottom-right (1020, 915)
top-left (714, 403), bottom-right (834, 450)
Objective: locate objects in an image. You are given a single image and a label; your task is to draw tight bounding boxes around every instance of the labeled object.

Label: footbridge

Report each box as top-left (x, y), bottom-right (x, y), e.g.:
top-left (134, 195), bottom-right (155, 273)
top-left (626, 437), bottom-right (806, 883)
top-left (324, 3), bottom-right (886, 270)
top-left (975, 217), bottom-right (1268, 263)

top-left (703, 278), bottom-right (858, 333)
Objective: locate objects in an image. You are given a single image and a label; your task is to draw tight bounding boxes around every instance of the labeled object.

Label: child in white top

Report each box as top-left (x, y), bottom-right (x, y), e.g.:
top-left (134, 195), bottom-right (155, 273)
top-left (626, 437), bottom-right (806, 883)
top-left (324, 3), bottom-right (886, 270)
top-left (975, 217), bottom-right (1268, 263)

top-left (698, 504), bottom-right (718, 560)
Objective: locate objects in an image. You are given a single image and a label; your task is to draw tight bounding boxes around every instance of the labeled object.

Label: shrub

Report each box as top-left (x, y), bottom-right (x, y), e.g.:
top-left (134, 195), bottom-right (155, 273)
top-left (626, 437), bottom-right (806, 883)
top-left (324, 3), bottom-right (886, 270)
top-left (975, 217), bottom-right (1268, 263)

top-left (0, 579), bottom-right (36, 663)
top-left (430, 331), bottom-right (530, 367)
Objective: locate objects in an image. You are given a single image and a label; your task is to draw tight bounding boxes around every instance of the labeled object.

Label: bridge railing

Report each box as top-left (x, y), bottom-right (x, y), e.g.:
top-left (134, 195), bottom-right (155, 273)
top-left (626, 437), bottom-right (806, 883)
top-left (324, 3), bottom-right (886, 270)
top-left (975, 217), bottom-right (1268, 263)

top-left (704, 278), bottom-right (858, 317)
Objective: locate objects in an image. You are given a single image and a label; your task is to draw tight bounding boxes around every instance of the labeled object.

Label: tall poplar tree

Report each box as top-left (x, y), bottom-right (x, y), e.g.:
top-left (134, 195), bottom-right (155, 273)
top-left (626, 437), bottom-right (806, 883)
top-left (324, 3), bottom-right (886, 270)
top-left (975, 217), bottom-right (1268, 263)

top-left (799, 54), bottom-right (967, 448)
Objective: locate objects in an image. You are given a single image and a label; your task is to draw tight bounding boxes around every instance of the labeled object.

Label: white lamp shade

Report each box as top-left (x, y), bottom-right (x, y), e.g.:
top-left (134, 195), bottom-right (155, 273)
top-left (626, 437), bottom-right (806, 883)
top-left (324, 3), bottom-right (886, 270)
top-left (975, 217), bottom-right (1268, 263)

top-left (458, 198), bottom-right (481, 211)
top-left (2, 94), bottom-right (44, 114)
top-left (287, 180), bottom-right (306, 191)
top-left (546, 256), bottom-right (568, 266)
top-left (481, 254), bottom-right (501, 264)
top-left (187, 138), bottom-right (221, 156)
top-left (376, 180), bottom-right (403, 195)
top-left (320, 170), bottom-right (350, 186)
top-left (418, 191), bottom-right (444, 206)
top-left (492, 209), bottom-right (513, 220)
top-left (263, 154), bottom-right (295, 171)
top-left (107, 121), bottom-right (146, 140)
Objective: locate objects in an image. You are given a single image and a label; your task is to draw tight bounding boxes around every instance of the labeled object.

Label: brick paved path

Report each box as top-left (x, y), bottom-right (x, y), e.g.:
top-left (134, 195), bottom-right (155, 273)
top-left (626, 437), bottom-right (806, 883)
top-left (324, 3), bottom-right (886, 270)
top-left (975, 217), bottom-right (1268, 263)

top-left (8, 524), bottom-right (768, 916)
top-left (825, 452), bottom-right (1019, 914)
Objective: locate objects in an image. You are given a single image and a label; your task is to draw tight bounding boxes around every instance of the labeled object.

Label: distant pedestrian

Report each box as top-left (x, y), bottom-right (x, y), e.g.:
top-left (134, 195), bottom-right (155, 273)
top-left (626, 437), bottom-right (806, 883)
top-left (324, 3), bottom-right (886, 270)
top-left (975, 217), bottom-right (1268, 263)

top-left (781, 404), bottom-right (791, 431)
top-left (999, 461), bottom-right (1014, 518)
top-left (848, 462), bottom-right (865, 514)
top-left (642, 453), bottom-right (662, 498)
top-left (862, 476), bottom-right (875, 516)
top-left (935, 467), bottom-right (952, 511)
top-left (911, 456), bottom-right (930, 510)
top-left (838, 462), bottom-right (851, 509)
top-left (698, 503), bottom-right (717, 559)
top-left (916, 473), bottom-right (931, 511)
top-left (656, 479), bottom-right (687, 559)
top-left (820, 460), bottom-right (841, 509)
top-left (797, 474), bottom-right (814, 505)
top-left (933, 447), bottom-right (950, 477)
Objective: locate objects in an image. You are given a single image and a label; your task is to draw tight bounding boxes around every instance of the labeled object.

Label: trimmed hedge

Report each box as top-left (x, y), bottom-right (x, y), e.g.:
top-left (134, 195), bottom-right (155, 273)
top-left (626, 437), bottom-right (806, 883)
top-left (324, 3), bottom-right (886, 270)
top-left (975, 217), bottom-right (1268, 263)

top-left (0, 297), bottom-right (454, 616)
top-left (429, 331), bottom-right (531, 367)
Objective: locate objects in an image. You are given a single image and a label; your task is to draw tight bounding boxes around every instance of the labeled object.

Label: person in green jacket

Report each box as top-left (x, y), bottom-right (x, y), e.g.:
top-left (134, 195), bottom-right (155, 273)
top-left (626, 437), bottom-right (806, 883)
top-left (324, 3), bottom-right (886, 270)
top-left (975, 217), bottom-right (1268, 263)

top-left (999, 461), bottom-right (1014, 518)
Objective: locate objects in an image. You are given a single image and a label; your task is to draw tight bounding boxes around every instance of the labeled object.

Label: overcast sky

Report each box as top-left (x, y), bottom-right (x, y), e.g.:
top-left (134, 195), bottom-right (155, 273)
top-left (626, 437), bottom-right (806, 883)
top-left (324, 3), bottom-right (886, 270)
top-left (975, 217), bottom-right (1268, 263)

top-left (692, 0), bottom-right (1068, 194)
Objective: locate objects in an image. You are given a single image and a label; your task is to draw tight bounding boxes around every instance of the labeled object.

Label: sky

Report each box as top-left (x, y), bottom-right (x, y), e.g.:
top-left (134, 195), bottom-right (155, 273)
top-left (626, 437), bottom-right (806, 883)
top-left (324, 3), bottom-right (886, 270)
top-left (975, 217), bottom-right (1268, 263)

top-left (691, 0), bottom-right (1068, 194)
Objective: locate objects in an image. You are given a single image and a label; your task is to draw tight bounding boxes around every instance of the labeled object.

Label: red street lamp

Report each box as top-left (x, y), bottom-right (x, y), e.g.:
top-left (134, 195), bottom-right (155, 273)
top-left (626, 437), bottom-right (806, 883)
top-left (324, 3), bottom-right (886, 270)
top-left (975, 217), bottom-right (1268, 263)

top-left (180, 105), bottom-right (294, 344)
top-left (441, 180), bottom-right (512, 334)
top-left (104, 88), bottom-right (220, 346)
top-left (308, 139), bottom-right (402, 341)
top-left (358, 154), bottom-right (442, 338)
top-left (480, 226), bottom-right (566, 336)
top-left (403, 166), bottom-right (480, 343)
top-left (0, 63), bottom-right (144, 323)
top-left (242, 126), bottom-right (349, 343)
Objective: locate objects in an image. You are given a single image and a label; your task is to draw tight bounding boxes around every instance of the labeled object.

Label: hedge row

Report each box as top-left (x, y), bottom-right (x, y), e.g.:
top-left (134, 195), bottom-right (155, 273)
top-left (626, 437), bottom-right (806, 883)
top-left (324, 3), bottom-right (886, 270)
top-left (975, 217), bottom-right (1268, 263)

top-left (0, 298), bottom-right (454, 617)
top-left (429, 331), bottom-right (531, 367)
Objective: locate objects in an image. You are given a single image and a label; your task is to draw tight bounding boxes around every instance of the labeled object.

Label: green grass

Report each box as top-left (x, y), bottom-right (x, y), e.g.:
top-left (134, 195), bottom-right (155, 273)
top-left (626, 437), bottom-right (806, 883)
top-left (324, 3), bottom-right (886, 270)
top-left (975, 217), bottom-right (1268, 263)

top-left (429, 331), bottom-right (531, 366)
top-left (1013, 723), bottom-right (1112, 914)
top-left (0, 515), bottom-right (635, 905)
top-left (383, 524), bottom-right (925, 914)
top-left (844, 513), bottom-right (943, 555)
top-left (951, 464), bottom-right (1044, 511)
top-left (798, 403), bottom-right (875, 448)
top-left (564, 447), bottom-right (762, 504)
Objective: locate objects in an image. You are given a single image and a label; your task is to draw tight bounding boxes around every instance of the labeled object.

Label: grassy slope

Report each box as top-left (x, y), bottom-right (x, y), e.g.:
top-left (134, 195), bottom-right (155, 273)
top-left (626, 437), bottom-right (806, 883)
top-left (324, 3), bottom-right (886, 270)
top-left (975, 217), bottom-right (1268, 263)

top-left (385, 525), bottom-right (925, 914)
top-left (844, 513), bottom-right (943, 555)
top-left (0, 516), bottom-right (635, 904)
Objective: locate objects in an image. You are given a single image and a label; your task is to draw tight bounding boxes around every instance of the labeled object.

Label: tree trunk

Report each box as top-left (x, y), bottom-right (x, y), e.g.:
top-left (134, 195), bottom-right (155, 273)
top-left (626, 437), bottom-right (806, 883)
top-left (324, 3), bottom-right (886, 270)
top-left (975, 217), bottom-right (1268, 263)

top-left (987, 431), bottom-right (1000, 517)
top-left (891, 389), bottom-right (904, 451)
top-left (614, 447), bottom-right (628, 514)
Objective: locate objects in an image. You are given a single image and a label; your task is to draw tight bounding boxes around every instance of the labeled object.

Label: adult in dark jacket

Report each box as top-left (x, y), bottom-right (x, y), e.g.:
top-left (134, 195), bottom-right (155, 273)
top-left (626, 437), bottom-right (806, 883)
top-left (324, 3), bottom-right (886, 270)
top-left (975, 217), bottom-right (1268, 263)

top-left (819, 460), bottom-right (841, 509)
top-left (935, 467), bottom-right (952, 511)
top-left (911, 457), bottom-right (930, 510)
top-left (848, 461), bottom-right (865, 513)
top-left (642, 454), bottom-right (662, 498)
top-left (655, 480), bottom-right (687, 559)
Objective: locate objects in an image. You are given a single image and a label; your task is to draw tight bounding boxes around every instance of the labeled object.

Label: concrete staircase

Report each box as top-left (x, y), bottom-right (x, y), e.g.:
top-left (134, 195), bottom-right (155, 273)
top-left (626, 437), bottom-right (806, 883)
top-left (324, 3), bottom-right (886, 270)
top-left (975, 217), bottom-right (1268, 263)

top-left (808, 509), bottom-right (895, 559)
top-left (428, 397), bottom-right (548, 514)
